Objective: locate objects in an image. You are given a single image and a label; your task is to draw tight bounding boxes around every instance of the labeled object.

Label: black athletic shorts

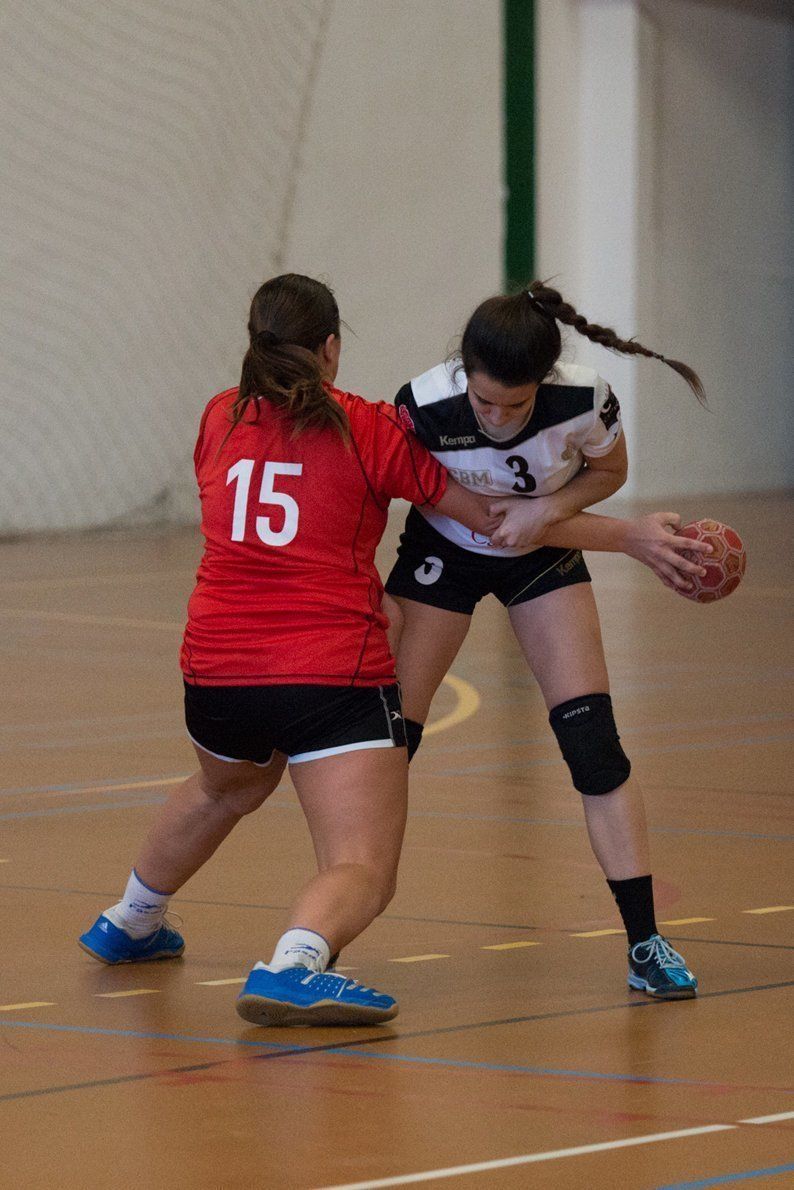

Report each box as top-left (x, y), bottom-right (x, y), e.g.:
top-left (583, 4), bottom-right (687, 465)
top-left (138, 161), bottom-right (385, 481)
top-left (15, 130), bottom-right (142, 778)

top-left (385, 506), bottom-right (591, 615)
top-left (184, 681), bottom-right (406, 767)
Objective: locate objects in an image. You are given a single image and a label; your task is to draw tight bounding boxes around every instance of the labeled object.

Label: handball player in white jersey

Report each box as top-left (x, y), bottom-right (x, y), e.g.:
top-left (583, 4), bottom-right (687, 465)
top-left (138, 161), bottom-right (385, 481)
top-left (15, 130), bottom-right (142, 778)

top-left (385, 284), bottom-right (711, 1000)
top-left (78, 274), bottom-right (498, 1027)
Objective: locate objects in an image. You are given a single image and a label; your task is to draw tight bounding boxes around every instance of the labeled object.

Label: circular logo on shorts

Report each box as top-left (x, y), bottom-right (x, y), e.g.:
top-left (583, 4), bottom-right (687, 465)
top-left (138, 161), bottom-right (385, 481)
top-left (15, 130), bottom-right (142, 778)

top-left (414, 555), bottom-right (444, 585)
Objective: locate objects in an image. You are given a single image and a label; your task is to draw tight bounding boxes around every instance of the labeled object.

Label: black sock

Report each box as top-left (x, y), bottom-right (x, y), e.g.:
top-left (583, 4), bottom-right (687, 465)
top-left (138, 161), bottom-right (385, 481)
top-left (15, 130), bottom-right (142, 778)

top-left (405, 718), bottom-right (424, 762)
top-left (606, 874), bottom-right (657, 948)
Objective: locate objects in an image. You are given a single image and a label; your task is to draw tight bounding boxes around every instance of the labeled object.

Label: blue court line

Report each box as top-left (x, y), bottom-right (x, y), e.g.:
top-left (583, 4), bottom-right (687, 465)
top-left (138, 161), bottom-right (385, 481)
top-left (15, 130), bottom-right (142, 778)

top-left (433, 732), bottom-right (794, 777)
top-left (0, 1018), bottom-right (787, 1096)
top-left (0, 797), bottom-right (163, 821)
top-left (0, 773), bottom-right (187, 798)
top-left (656, 1163), bottom-right (794, 1188)
top-left (426, 711), bottom-right (794, 757)
top-left (1, 792), bottom-right (791, 843)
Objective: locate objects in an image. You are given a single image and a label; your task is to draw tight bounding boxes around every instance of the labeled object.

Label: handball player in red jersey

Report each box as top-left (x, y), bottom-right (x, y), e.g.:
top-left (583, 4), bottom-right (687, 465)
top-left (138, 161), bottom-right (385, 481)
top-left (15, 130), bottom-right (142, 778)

top-left (78, 274), bottom-right (497, 1026)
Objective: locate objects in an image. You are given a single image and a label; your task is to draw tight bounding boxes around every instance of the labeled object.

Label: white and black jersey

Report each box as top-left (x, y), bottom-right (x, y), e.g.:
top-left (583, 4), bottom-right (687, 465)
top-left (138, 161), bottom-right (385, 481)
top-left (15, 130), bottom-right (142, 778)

top-left (394, 360), bottom-right (623, 557)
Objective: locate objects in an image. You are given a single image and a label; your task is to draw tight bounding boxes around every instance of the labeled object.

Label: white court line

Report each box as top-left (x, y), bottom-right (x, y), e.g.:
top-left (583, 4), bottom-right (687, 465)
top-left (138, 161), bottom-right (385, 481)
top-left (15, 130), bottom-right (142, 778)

top-left (316, 1124), bottom-right (735, 1189)
top-left (740, 1111), bottom-right (794, 1125)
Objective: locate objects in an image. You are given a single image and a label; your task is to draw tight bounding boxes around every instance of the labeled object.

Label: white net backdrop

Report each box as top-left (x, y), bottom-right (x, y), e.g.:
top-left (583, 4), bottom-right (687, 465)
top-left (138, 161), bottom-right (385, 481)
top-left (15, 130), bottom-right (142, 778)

top-left (0, 0), bottom-right (329, 533)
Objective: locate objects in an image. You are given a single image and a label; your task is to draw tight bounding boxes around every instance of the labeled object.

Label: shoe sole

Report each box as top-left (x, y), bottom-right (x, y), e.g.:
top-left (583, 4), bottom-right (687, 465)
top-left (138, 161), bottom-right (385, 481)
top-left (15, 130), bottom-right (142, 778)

top-left (236, 993), bottom-right (398, 1027)
top-left (77, 939), bottom-right (185, 965)
top-left (627, 975), bottom-right (697, 1000)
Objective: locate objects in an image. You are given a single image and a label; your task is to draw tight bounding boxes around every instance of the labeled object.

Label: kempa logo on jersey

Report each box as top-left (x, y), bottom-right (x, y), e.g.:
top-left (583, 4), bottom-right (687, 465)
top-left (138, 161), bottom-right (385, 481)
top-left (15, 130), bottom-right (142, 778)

top-left (439, 434), bottom-right (476, 447)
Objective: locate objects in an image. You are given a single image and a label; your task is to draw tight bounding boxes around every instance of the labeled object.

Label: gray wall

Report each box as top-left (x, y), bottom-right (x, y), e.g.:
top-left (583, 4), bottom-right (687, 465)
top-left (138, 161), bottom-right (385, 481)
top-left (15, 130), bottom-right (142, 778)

top-left (640, 0), bottom-right (793, 495)
top-left (0, 0), bottom-right (502, 533)
top-left (536, 0), bottom-right (793, 499)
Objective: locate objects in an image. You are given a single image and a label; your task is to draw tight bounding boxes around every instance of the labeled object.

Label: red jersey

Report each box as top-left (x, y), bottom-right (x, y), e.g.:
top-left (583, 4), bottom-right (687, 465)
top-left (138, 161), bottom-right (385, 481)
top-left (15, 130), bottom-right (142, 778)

top-left (180, 385), bottom-right (447, 686)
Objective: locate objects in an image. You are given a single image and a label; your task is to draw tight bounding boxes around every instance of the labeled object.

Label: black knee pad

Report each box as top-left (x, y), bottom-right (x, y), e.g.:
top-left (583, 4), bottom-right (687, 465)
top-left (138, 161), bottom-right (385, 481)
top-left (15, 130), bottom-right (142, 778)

top-left (549, 693), bottom-right (631, 796)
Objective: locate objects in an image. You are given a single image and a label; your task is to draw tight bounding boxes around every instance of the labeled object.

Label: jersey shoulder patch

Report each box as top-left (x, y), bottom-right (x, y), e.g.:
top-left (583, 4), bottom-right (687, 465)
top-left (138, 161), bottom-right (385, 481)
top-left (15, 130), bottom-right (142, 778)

top-left (410, 361), bottom-right (466, 407)
top-left (394, 363), bottom-right (474, 450)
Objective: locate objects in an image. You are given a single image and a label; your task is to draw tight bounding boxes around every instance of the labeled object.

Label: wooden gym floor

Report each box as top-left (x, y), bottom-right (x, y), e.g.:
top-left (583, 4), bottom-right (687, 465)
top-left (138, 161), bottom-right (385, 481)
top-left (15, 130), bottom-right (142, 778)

top-left (0, 492), bottom-right (791, 1190)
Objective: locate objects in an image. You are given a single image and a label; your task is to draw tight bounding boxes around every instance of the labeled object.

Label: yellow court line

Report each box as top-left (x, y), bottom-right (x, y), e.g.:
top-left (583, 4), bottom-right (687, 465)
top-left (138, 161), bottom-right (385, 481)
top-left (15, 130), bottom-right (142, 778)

top-left (481, 941), bottom-right (541, 951)
top-left (571, 929), bottom-right (624, 938)
top-left (0, 1002), bottom-right (55, 1012)
top-left (425, 672), bottom-right (480, 738)
top-left (51, 776), bottom-right (189, 798)
top-left (659, 917), bottom-right (715, 926)
top-left (388, 954), bottom-right (450, 964)
top-left (195, 978), bottom-right (246, 987)
top-left (742, 906), bottom-right (794, 915)
top-left (94, 989), bottom-right (159, 999)
top-left (0, 606), bottom-right (181, 632)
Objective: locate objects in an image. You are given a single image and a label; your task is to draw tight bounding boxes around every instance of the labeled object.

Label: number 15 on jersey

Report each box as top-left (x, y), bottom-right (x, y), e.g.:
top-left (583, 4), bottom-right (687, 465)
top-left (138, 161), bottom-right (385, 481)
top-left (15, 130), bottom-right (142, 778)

top-left (227, 459), bottom-right (303, 546)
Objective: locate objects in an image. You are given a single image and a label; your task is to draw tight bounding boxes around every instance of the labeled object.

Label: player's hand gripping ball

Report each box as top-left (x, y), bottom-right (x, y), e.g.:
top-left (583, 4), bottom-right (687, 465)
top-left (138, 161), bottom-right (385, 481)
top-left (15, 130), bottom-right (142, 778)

top-left (677, 519), bottom-right (746, 602)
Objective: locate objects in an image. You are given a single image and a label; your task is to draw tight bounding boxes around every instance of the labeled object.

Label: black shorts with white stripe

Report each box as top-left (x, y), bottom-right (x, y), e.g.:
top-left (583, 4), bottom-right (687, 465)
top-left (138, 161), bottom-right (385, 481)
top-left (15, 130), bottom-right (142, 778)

top-left (385, 507), bottom-right (591, 615)
top-left (184, 681), bottom-right (406, 767)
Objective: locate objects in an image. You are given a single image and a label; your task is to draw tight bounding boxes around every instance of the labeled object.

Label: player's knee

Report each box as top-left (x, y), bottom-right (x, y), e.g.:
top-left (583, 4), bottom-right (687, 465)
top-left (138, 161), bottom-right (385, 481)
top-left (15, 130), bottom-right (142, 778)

top-left (376, 875), bottom-right (398, 914)
top-left (549, 693), bottom-right (631, 797)
top-left (198, 771), bottom-right (271, 817)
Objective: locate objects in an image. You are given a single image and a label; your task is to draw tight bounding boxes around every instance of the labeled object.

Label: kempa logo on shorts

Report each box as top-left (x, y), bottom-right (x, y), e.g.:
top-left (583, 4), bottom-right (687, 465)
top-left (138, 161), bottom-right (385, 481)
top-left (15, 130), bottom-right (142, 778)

top-left (556, 551), bottom-right (582, 577)
top-left (415, 556), bottom-right (444, 585)
top-left (440, 434), bottom-right (476, 447)
top-left (390, 710), bottom-right (402, 721)
top-left (561, 705), bottom-right (590, 719)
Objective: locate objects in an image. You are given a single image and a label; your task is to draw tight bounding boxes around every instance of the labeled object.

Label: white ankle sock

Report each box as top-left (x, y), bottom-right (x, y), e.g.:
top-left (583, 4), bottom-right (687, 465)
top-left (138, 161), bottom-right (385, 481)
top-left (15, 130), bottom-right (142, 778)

top-left (267, 928), bottom-right (330, 973)
top-left (108, 869), bottom-right (171, 938)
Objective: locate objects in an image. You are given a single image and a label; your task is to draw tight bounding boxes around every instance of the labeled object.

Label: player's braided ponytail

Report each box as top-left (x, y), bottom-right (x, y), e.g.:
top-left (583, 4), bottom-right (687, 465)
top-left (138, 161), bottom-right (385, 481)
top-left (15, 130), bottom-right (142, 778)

top-left (226, 274), bottom-right (349, 444)
top-left (527, 283), bottom-right (706, 403)
top-left (460, 284), bottom-right (705, 403)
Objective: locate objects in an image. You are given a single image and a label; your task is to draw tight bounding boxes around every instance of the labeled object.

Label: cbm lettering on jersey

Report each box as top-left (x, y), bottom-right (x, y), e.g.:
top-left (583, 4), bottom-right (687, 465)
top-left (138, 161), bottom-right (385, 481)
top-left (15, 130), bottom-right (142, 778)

top-left (394, 360), bottom-right (622, 557)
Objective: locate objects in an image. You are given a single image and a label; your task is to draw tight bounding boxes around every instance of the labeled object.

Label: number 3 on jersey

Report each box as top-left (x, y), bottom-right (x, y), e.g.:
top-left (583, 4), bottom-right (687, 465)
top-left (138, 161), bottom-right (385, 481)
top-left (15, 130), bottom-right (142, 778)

top-left (227, 459), bottom-right (303, 546)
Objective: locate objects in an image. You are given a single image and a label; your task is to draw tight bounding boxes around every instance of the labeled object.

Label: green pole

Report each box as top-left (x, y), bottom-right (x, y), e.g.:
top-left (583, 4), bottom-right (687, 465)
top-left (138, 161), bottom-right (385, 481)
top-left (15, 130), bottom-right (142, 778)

top-left (504, 0), bottom-right (535, 290)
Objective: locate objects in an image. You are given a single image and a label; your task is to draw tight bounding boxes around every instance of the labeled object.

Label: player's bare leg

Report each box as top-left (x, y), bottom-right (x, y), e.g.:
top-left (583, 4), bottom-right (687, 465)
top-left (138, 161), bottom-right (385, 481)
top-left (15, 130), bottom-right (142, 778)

top-left (286, 746), bottom-right (408, 953)
top-left (508, 584), bottom-right (651, 878)
top-left (391, 596), bottom-right (472, 723)
top-left (235, 747), bottom-right (408, 1026)
top-left (508, 583), bottom-right (696, 997)
top-left (133, 746), bottom-right (288, 893)
top-left (78, 747), bottom-right (287, 965)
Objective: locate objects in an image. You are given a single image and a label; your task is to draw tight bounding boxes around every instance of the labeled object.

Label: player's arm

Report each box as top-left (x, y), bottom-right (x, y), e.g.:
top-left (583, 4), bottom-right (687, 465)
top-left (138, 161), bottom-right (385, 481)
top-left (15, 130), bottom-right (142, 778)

top-left (427, 477), bottom-right (499, 537)
top-left (492, 508), bottom-right (712, 592)
top-left (488, 432), bottom-right (627, 548)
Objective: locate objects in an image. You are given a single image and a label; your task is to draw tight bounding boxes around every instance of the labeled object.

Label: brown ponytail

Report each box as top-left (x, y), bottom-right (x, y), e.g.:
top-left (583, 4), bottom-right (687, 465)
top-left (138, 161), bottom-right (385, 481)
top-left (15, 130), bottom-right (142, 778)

top-left (226, 274), bottom-right (349, 445)
top-left (528, 283), bottom-right (706, 404)
top-left (460, 284), bottom-right (706, 404)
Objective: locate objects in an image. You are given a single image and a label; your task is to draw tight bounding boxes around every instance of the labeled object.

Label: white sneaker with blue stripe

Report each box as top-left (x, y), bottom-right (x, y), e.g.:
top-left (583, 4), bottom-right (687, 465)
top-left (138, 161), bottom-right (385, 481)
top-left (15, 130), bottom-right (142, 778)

top-left (628, 934), bottom-right (698, 999)
top-left (236, 962), bottom-right (398, 1026)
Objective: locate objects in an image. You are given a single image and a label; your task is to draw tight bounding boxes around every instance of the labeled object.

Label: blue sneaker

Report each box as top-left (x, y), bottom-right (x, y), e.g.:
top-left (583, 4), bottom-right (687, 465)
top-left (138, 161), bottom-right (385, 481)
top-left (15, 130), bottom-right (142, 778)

top-left (236, 963), bottom-right (398, 1026)
top-left (78, 911), bottom-right (185, 965)
top-left (628, 934), bottom-right (698, 999)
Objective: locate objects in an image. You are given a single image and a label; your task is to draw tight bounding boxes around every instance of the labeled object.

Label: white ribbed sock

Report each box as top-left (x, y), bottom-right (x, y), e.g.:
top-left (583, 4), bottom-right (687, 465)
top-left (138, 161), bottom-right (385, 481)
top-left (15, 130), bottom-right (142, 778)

top-left (267, 928), bottom-right (330, 973)
top-left (108, 869), bottom-right (172, 938)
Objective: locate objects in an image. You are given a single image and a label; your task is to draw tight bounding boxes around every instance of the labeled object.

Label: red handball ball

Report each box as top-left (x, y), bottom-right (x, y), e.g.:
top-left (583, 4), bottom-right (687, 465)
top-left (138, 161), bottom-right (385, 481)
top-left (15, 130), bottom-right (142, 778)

top-left (677, 519), bottom-right (747, 602)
